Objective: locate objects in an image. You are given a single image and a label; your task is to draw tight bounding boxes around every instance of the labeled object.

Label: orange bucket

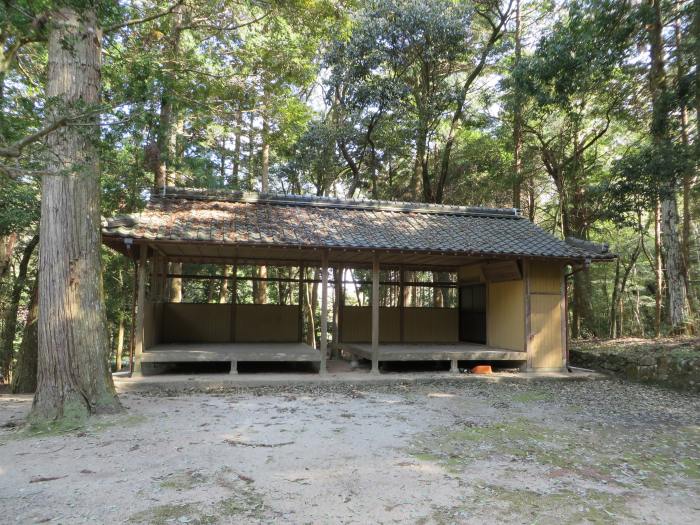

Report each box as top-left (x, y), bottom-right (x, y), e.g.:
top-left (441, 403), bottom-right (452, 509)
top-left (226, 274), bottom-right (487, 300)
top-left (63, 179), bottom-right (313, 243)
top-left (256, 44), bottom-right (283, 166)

top-left (471, 365), bottom-right (492, 374)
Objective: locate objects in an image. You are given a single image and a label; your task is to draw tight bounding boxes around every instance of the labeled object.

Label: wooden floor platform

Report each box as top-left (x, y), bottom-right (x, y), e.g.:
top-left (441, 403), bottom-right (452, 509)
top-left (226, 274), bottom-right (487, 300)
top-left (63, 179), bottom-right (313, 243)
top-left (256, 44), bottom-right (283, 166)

top-left (340, 342), bottom-right (527, 362)
top-left (142, 342), bottom-right (321, 364)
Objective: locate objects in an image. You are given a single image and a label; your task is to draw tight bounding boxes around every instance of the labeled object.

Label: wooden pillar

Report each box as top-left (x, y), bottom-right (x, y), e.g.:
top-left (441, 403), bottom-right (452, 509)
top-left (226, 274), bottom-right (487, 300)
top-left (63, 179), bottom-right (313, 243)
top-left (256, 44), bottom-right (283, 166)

top-left (371, 253), bottom-right (380, 374)
top-left (298, 264), bottom-right (304, 343)
top-left (320, 252), bottom-right (328, 374)
top-left (523, 259), bottom-right (532, 371)
top-left (399, 267), bottom-right (405, 343)
top-left (132, 246), bottom-right (148, 375)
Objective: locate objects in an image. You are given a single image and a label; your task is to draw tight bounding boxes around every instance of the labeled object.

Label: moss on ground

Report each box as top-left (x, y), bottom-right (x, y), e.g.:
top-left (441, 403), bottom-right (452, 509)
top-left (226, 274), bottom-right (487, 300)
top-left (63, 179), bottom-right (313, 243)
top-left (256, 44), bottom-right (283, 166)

top-left (409, 418), bottom-right (700, 491)
top-left (137, 467), bottom-right (272, 523)
top-left (11, 412), bottom-right (146, 441)
top-left (160, 469), bottom-right (208, 491)
top-left (430, 485), bottom-right (632, 525)
top-left (510, 390), bottom-right (552, 403)
top-left (128, 503), bottom-right (216, 525)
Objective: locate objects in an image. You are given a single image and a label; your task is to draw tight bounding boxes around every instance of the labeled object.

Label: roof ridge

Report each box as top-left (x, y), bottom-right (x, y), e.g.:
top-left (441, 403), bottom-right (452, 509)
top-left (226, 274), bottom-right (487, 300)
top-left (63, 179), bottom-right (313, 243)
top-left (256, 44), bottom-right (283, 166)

top-left (153, 187), bottom-right (522, 219)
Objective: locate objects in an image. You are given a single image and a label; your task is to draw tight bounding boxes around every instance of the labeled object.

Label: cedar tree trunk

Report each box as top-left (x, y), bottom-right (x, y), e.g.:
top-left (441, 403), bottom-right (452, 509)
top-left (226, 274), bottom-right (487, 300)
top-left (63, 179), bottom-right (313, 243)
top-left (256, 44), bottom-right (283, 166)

top-left (12, 281), bottom-right (38, 394)
top-left (31, 8), bottom-right (120, 422)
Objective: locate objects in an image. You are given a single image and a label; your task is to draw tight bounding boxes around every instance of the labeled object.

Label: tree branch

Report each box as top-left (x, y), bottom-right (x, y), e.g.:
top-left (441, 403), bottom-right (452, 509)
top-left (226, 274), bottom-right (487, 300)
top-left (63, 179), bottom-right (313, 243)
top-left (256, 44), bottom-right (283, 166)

top-left (0, 117), bottom-right (68, 158)
top-left (104, 1), bottom-right (185, 33)
top-left (0, 164), bottom-right (53, 181)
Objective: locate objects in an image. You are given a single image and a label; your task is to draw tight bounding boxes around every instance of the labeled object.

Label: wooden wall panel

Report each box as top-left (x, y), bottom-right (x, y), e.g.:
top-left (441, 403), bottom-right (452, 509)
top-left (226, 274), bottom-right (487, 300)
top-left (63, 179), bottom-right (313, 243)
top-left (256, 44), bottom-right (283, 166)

top-left (403, 308), bottom-right (459, 343)
top-left (144, 302), bottom-right (164, 349)
top-left (341, 306), bottom-right (400, 343)
top-left (161, 303), bottom-right (232, 343)
top-left (482, 260), bottom-right (522, 282)
top-left (529, 262), bottom-right (562, 294)
top-left (530, 293), bottom-right (564, 369)
top-left (487, 280), bottom-right (525, 351)
top-left (458, 264), bottom-right (483, 283)
top-left (235, 304), bottom-right (299, 342)
top-left (144, 302), bottom-right (155, 349)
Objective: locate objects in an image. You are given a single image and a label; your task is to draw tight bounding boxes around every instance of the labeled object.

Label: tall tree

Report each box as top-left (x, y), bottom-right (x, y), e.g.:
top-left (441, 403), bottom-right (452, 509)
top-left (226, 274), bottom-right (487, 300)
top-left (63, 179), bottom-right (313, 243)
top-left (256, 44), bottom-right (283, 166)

top-left (646, 0), bottom-right (691, 333)
top-left (511, 0), bottom-right (523, 210)
top-left (0, 233), bottom-right (37, 380)
top-left (32, 7), bottom-right (120, 422)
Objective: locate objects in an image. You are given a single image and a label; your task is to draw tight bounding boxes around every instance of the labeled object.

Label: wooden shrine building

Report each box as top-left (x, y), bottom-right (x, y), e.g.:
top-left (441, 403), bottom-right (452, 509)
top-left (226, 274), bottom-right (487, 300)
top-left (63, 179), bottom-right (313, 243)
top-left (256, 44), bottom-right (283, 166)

top-left (102, 188), bottom-right (613, 374)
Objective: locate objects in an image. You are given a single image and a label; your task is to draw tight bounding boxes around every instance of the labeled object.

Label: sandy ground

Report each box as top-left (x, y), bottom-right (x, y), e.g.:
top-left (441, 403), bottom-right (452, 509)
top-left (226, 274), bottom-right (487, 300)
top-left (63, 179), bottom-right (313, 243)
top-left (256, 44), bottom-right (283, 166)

top-left (1, 375), bottom-right (698, 524)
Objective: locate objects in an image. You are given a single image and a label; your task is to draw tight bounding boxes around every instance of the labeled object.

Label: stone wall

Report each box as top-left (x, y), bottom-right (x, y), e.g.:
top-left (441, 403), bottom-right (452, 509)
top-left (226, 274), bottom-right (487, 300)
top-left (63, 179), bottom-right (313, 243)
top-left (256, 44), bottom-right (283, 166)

top-left (569, 339), bottom-right (700, 393)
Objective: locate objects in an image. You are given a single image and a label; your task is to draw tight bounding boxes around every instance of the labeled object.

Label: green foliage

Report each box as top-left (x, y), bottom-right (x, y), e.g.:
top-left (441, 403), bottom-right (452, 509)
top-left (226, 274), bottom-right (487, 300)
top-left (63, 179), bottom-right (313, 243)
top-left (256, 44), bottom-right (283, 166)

top-left (0, 0), bottom-right (698, 383)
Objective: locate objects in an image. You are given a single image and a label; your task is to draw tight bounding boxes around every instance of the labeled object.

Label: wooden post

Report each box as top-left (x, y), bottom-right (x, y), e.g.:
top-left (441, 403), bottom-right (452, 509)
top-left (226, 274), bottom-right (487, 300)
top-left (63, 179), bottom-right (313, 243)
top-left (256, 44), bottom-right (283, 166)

top-left (298, 264), bottom-right (304, 343)
top-left (399, 267), bottom-right (405, 343)
top-left (333, 265), bottom-right (343, 357)
top-left (523, 259), bottom-right (532, 371)
top-left (320, 252), bottom-right (328, 374)
top-left (132, 246), bottom-right (148, 375)
top-left (371, 253), bottom-right (380, 374)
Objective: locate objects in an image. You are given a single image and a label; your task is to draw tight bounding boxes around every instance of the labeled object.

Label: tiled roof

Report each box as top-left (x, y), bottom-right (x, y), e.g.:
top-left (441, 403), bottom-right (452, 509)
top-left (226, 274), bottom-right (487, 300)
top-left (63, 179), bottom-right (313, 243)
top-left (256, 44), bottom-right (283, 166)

top-left (102, 188), bottom-right (613, 261)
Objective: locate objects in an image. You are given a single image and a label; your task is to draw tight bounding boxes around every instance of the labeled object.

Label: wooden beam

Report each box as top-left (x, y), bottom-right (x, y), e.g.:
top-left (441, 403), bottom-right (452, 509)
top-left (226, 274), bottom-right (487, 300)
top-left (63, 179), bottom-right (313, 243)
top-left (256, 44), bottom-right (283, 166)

top-left (320, 252), bottom-right (329, 374)
top-left (132, 246), bottom-right (148, 375)
top-left (371, 253), bottom-right (380, 374)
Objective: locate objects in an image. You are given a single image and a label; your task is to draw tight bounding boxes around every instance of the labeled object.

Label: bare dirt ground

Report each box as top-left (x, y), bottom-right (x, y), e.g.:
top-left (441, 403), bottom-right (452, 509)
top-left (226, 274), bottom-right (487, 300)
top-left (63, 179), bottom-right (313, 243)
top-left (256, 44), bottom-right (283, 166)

top-left (1, 375), bottom-right (698, 524)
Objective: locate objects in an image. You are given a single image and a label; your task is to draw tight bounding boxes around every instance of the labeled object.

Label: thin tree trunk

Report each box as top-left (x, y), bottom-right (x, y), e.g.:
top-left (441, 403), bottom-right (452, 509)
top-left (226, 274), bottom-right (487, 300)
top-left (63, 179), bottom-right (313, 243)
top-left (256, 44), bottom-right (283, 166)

top-left (247, 112), bottom-right (256, 190)
top-left (609, 259), bottom-right (621, 338)
top-left (512, 0), bottom-right (522, 210)
top-left (304, 269), bottom-right (316, 348)
top-left (232, 108), bottom-right (242, 187)
top-left (169, 262), bottom-right (182, 302)
top-left (655, 200), bottom-right (662, 337)
top-left (12, 281), bottom-right (38, 394)
top-left (527, 173), bottom-right (536, 221)
top-left (32, 8), bottom-right (120, 422)
top-left (0, 233), bottom-right (16, 284)
top-left (219, 266), bottom-right (230, 303)
top-left (114, 316), bottom-right (125, 372)
top-left (261, 107), bottom-right (270, 193)
top-left (1, 234), bottom-right (38, 380)
top-left (647, 0), bottom-right (690, 333)
top-left (674, 14), bottom-right (697, 320)
top-left (696, 0), bottom-right (700, 164)
top-left (253, 266), bottom-right (267, 304)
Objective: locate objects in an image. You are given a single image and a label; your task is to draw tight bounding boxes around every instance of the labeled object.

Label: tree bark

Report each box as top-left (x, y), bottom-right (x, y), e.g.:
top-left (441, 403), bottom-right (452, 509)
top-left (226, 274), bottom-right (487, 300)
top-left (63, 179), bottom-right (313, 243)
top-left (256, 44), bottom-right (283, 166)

top-left (247, 112), bottom-right (256, 190)
top-left (253, 266), bottom-right (267, 304)
top-left (673, 14), bottom-right (697, 318)
top-left (0, 233), bottom-right (16, 284)
top-left (11, 281), bottom-right (38, 394)
top-left (696, 0), bottom-right (700, 165)
top-left (169, 262), bottom-right (182, 302)
top-left (654, 200), bottom-right (663, 336)
top-left (647, 0), bottom-right (691, 333)
top-left (232, 108), bottom-right (242, 187)
top-left (32, 8), bottom-right (120, 422)
top-left (114, 315), bottom-right (125, 372)
top-left (512, 0), bottom-right (522, 210)
top-left (154, 3), bottom-right (184, 192)
top-left (219, 265), bottom-right (230, 303)
top-left (1, 234), bottom-right (38, 380)
top-left (261, 91), bottom-right (270, 193)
